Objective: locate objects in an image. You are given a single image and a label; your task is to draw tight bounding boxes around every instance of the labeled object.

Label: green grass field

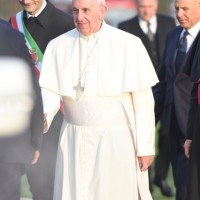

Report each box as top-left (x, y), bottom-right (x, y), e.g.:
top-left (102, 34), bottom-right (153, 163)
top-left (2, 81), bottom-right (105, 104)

top-left (21, 175), bottom-right (32, 198)
top-left (21, 171), bottom-right (175, 200)
top-left (152, 166), bottom-right (175, 200)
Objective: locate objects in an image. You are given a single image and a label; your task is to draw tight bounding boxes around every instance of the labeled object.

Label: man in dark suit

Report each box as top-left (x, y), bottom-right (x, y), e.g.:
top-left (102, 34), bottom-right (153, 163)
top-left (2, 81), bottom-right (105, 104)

top-left (0, 18), bottom-right (43, 200)
top-left (10, 1), bottom-right (74, 200)
top-left (118, 0), bottom-right (175, 196)
top-left (183, 31), bottom-right (200, 200)
top-left (156, 0), bottom-right (200, 199)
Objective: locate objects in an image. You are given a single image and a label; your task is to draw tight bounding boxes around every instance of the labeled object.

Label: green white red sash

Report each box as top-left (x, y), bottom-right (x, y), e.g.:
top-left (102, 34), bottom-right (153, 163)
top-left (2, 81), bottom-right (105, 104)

top-left (11, 11), bottom-right (64, 112)
top-left (11, 11), bottom-right (42, 78)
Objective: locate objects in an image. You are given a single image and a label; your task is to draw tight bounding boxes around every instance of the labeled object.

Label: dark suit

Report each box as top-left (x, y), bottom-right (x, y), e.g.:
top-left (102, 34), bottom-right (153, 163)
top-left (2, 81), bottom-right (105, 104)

top-left (22, 2), bottom-right (74, 53)
top-left (182, 31), bottom-right (200, 200)
top-left (118, 14), bottom-right (175, 74)
top-left (158, 26), bottom-right (194, 200)
top-left (118, 14), bottom-right (176, 193)
top-left (0, 18), bottom-right (43, 200)
top-left (10, 2), bottom-right (74, 200)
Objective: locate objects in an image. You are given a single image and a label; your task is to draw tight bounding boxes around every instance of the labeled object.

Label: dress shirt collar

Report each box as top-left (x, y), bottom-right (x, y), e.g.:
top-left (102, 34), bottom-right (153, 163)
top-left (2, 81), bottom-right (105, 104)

top-left (24, 1), bottom-right (54, 29)
top-left (138, 15), bottom-right (157, 34)
top-left (181, 21), bottom-right (200, 52)
top-left (79, 21), bottom-right (104, 40)
top-left (26, 0), bottom-right (47, 18)
top-left (184, 21), bottom-right (200, 39)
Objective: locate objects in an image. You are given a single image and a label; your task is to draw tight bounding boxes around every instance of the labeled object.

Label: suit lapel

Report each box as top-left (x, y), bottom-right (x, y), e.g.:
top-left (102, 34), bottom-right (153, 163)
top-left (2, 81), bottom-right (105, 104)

top-left (172, 27), bottom-right (183, 76)
top-left (156, 16), bottom-right (163, 59)
top-left (132, 17), bottom-right (146, 36)
top-left (133, 17), bottom-right (153, 49)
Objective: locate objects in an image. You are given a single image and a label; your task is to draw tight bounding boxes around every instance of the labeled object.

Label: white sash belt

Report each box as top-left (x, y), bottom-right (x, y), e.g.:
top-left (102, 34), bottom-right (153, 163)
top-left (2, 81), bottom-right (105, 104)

top-left (62, 95), bottom-right (131, 127)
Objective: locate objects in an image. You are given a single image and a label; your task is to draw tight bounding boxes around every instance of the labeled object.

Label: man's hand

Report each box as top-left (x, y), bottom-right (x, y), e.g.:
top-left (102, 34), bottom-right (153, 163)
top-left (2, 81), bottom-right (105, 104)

top-left (138, 155), bottom-right (154, 172)
top-left (31, 150), bottom-right (40, 164)
top-left (184, 139), bottom-right (192, 159)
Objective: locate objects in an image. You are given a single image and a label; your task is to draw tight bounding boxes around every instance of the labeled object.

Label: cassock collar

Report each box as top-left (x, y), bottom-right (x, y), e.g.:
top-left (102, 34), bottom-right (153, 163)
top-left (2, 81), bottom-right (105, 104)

top-left (79, 21), bottom-right (105, 40)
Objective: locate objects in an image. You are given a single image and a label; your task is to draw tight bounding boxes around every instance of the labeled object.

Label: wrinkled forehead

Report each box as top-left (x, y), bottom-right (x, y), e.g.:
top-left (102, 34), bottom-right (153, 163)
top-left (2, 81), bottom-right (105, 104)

top-left (175, 0), bottom-right (200, 6)
top-left (72, 0), bottom-right (105, 6)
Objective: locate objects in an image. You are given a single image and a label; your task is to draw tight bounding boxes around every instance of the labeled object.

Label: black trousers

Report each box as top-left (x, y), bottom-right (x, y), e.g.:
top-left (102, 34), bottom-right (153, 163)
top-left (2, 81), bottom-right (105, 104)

top-left (186, 105), bottom-right (200, 200)
top-left (148, 122), bottom-right (171, 189)
top-left (154, 133), bottom-right (171, 181)
top-left (170, 111), bottom-right (189, 200)
top-left (0, 161), bottom-right (24, 200)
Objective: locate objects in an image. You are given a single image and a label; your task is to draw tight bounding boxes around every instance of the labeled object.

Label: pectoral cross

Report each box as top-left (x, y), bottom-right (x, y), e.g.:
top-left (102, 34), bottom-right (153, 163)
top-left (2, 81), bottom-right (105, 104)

top-left (73, 81), bottom-right (84, 100)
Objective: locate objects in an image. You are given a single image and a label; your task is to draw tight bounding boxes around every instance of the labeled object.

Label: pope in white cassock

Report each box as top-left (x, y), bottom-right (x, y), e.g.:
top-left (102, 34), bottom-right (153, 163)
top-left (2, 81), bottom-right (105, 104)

top-left (39, 0), bottom-right (159, 199)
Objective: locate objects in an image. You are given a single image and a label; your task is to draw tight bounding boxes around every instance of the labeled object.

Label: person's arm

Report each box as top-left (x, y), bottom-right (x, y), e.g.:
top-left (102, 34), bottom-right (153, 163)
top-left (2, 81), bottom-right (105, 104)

top-left (184, 83), bottom-right (198, 158)
top-left (42, 88), bottom-right (61, 133)
top-left (132, 88), bottom-right (155, 171)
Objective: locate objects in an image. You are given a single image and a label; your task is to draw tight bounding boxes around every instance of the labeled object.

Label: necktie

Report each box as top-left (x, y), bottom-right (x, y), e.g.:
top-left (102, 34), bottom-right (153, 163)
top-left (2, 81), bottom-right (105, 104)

top-left (147, 22), bottom-right (154, 42)
top-left (178, 30), bottom-right (189, 53)
top-left (175, 30), bottom-right (189, 73)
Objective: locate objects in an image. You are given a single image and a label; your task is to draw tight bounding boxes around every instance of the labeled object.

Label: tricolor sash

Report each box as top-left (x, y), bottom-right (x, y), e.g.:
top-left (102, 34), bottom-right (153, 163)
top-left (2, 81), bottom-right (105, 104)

top-left (11, 11), bottom-right (64, 112)
top-left (11, 11), bottom-right (42, 78)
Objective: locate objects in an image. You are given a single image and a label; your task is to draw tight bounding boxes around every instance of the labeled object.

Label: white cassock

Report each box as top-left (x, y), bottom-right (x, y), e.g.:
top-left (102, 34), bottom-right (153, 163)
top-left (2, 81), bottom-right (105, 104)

top-left (39, 22), bottom-right (158, 200)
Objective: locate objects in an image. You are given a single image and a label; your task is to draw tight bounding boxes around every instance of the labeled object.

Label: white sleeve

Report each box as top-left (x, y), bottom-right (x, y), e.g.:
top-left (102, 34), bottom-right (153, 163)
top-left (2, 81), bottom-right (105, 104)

top-left (42, 88), bottom-right (61, 132)
top-left (132, 88), bottom-right (155, 156)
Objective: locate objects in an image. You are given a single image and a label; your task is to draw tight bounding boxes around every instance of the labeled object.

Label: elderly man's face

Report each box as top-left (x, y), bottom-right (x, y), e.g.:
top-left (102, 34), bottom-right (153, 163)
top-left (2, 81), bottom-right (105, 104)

top-left (175, 0), bottom-right (200, 29)
top-left (136, 0), bottom-right (158, 22)
top-left (19, 0), bottom-right (44, 16)
top-left (72, 0), bottom-right (107, 36)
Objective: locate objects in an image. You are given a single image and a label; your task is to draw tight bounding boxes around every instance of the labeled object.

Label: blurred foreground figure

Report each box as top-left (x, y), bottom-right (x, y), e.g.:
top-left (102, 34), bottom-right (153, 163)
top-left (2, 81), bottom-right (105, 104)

top-left (10, 1), bottom-right (74, 199)
top-left (0, 18), bottom-right (43, 200)
top-left (40, 0), bottom-right (158, 199)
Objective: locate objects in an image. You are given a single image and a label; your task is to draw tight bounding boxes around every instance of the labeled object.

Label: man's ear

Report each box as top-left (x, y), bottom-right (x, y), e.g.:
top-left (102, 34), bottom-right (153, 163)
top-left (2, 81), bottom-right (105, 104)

top-left (99, 5), bottom-right (107, 20)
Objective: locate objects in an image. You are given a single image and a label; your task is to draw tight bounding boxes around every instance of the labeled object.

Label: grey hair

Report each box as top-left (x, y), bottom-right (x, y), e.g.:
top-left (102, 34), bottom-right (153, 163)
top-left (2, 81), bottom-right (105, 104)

top-left (97, 0), bottom-right (106, 6)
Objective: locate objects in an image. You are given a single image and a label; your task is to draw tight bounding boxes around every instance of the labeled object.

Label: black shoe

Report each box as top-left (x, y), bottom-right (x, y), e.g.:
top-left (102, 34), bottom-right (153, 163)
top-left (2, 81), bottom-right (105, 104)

top-left (154, 179), bottom-right (174, 197)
